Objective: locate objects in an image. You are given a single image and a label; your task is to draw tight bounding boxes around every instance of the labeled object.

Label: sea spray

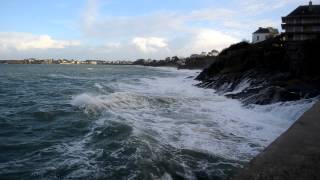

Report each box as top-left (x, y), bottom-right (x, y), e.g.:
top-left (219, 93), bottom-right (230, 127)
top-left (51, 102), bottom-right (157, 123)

top-left (70, 67), bottom-right (315, 161)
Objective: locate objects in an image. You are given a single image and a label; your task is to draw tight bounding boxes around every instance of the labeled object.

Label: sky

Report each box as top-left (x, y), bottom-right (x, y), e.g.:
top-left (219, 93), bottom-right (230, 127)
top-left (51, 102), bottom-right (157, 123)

top-left (0, 0), bottom-right (318, 60)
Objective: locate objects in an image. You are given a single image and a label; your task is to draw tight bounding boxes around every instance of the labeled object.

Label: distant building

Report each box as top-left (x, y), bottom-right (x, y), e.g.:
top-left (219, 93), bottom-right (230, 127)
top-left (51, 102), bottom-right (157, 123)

top-left (252, 27), bottom-right (279, 43)
top-left (190, 54), bottom-right (201, 58)
top-left (190, 53), bottom-right (207, 58)
top-left (282, 1), bottom-right (320, 41)
top-left (208, 49), bottom-right (219, 56)
top-left (85, 60), bottom-right (98, 65)
top-left (200, 52), bottom-right (207, 56)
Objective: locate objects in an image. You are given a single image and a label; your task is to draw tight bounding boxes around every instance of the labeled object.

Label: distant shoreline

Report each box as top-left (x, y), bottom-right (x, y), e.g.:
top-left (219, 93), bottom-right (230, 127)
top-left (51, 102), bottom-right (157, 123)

top-left (0, 60), bottom-right (133, 65)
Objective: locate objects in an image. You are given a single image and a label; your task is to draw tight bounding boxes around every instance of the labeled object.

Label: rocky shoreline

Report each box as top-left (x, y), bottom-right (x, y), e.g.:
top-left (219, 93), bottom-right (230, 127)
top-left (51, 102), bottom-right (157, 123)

top-left (193, 37), bottom-right (320, 179)
top-left (195, 37), bottom-right (320, 105)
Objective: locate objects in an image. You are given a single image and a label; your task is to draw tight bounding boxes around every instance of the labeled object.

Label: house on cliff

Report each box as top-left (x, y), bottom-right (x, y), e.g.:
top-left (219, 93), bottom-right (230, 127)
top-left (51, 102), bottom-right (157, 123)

top-left (252, 27), bottom-right (279, 43)
top-left (282, 1), bottom-right (320, 41)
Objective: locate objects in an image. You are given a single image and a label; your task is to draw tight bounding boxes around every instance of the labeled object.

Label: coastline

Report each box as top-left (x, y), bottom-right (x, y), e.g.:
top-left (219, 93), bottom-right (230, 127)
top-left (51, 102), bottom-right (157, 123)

top-left (0, 60), bottom-right (318, 179)
top-left (2, 43), bottom-right (319, 179)
top-left (196, 38), bottom-right (320, 105)
top-left (233, 102), bottom-right (320, 180)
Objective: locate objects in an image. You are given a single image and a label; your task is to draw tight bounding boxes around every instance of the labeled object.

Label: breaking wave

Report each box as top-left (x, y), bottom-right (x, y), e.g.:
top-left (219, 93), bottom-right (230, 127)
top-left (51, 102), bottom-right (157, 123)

top-left (70, 68), bottom-right (315, 164)
top-left (1, 65), bottom-right (314, 180)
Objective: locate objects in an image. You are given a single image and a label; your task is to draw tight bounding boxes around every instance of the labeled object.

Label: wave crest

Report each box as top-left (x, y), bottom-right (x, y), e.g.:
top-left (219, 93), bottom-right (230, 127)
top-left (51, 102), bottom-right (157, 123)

top-left (71, 92), bottom-right (176, 114)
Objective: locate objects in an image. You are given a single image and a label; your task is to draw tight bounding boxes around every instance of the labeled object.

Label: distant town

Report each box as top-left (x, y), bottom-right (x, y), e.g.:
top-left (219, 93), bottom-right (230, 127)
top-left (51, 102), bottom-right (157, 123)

top-left (0, 49), bottom-right (219, 69)
top-left (0, 58), bottom-right (133, 65)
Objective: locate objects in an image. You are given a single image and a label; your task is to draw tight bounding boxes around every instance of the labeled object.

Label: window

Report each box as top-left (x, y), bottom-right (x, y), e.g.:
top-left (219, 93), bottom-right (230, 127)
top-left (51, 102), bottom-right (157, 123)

top-left (257, 36), bottom-right (260, 41)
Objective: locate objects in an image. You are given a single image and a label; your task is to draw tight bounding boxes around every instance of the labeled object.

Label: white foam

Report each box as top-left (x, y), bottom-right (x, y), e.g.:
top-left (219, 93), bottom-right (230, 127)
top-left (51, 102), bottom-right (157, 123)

top-left (70, 67), bottom-right (315, 161)
top-left (48, 74), bottom-right (91, 80)
top-left (94, 83), bottom-right (103, 89)
top-left (224, 79), bottom-right (251, 95)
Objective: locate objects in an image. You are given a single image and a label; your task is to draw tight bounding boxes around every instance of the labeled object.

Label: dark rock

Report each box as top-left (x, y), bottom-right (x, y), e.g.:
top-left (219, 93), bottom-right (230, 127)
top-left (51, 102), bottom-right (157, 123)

top-left (196, 37), bottom-right (320, 105)
top-left (186, 76), bottom-right (194, 79)
top-left (242, 86), bottom-right (301, 105)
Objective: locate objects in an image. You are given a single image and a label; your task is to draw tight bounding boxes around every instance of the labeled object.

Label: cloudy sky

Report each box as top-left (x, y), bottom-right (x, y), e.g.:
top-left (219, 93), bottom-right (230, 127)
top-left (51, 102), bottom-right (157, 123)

top-left (0, 0), bottom-right (316, 60)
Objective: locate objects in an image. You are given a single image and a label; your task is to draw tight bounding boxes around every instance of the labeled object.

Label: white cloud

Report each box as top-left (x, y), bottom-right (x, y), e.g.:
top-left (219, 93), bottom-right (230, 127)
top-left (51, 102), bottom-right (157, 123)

top-left (1, 0), bottom-right (306, 60)
top-left (169, 29), bottom-right (239, 57)
top-left (0, 32), bottom-right (80, 51)
top-left (79, 1), bottom-right (241, 58)
top-left (132, 37), bottom-right (168, 53)
top-left (190, 29), bottom-right (239, 52)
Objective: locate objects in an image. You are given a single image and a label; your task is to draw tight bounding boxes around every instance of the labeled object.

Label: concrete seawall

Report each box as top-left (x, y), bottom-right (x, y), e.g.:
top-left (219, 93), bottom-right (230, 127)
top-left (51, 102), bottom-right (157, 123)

top-left (233, 102), bottom-right (320, 180)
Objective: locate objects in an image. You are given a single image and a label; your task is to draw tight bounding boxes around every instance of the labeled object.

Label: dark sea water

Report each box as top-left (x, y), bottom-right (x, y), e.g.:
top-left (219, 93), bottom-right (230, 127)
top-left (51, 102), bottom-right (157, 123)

top-left (0, 64), bottom-right (315, 180)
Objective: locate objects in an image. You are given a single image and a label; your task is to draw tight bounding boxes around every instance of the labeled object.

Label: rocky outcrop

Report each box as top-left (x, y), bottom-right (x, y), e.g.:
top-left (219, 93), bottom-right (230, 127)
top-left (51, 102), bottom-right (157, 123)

top-left (196, 37), bottom-right (320, 105)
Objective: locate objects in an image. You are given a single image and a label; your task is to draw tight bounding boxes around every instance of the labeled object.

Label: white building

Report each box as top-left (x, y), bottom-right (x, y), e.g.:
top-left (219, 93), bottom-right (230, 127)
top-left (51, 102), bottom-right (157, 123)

top-left (252, 27), bottom-right (279, 43)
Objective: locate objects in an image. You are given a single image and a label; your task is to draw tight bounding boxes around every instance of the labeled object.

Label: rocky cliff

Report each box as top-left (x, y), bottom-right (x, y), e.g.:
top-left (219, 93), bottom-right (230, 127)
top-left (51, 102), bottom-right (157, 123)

top-left (196, 37), bottom-right (320, 105)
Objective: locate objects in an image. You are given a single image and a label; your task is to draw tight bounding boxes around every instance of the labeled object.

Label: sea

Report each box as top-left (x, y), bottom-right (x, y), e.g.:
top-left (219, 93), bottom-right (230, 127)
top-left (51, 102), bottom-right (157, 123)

top-left (0, 64), bottom-right (315, 180)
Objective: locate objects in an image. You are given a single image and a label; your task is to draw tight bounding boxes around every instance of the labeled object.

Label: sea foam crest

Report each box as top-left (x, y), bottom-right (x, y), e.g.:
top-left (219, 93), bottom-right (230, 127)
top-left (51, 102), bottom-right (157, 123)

top-left (70, 68), bottom-right (316, 162)
top-left (71, 92), bottom-right (176, 114)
